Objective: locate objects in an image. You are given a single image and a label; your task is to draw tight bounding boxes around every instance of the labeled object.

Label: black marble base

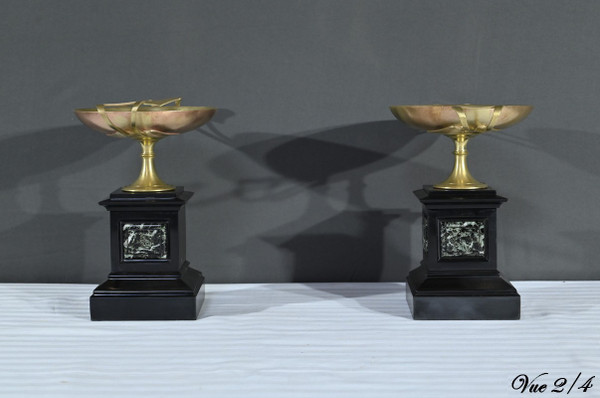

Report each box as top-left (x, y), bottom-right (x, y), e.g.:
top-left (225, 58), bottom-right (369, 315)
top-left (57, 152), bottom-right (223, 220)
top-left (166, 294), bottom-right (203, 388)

top-left (90, 264), bottom-right (205, 321)
top-left (91, 187), bottom-right (204, 321)
top-left (408, 186), bottom-right (520, 320)
top-left (406, 266), bottom-right (520, 320)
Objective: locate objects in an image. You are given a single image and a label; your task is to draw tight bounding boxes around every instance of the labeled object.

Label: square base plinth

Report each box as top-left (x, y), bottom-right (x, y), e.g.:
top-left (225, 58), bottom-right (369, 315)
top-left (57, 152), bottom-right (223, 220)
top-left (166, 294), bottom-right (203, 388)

top-left (406, 269), bottom-right (520, 320)
top-left (90, 267), bottom-right (205, 321)
top-left (90, 286), bottom-right (204, 321)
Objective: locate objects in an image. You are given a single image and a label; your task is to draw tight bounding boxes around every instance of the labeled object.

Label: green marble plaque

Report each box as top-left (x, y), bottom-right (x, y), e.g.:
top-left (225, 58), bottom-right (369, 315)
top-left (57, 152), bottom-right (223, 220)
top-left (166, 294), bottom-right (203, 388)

top-left (439, 220), bottom-right (485, 258)
top-left (122, 222), bottom-right (168, 260)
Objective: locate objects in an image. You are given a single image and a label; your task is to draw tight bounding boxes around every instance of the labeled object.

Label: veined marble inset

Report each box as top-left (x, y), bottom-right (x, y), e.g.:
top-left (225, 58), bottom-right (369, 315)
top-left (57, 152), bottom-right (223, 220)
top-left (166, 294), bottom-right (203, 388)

top-left (122, 222), bottom-right (168, 260)
top-left (439, 220), bottom-right (485, 258)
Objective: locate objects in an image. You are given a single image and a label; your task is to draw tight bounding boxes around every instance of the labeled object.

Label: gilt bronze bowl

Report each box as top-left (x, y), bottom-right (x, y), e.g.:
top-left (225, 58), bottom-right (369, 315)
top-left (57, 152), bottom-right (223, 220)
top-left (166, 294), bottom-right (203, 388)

top-left (390, 104), bottom-right (532, 189)
top-left (75, 98), bottom-right (216, 192)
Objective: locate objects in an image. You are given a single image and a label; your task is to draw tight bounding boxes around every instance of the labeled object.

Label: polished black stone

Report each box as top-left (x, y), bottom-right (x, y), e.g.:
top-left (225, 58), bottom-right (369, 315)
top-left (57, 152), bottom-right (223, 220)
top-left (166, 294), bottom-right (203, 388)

top-left (90, 187), bottom-right (204, 321)
top-left (407, 186), bottom-right (520, 320)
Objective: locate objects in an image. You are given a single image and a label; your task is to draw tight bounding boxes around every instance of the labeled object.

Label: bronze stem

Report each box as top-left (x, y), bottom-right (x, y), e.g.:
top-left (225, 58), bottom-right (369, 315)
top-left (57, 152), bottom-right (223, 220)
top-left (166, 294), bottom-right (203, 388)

top-left (434, 134), bottom-right (487, 190)
top-left (122, 137), bottom-right (175, 192)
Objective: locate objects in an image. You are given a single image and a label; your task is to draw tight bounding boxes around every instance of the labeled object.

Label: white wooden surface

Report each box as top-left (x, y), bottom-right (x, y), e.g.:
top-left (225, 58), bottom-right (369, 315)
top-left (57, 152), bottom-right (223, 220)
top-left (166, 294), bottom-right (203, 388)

top-left (0, 282), bottom-right (598, 397)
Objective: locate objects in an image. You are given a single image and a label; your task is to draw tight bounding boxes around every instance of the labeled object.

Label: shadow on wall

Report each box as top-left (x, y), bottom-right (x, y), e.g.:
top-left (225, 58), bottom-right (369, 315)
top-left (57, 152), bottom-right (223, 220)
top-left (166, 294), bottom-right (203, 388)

top-left (529, 128), bottom-right (600, 279)
top-left (558, 230), bottom-right (600, 279)
top-left (492, 127), bottom-right (600, 280)
top-left (205, 120), bottom-right (435, 282)
top-left (528, 128), bottom-right (600, 176)
top-left (0, 210), bottom-right (101, 282)
top-left (0, 125), bottom-right (116, 190)
top-left (262, 209), bottom-right (417, 282)
top-left (0, 126), bottom-right (124, 282)
top-left (203, 120), bottom-right (437, 204)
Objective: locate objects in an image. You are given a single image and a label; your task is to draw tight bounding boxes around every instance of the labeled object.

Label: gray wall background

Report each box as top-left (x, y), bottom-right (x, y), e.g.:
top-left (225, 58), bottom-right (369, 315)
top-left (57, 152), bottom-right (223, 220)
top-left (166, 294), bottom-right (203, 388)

top-left (1, 0), bottom-right (598, 283)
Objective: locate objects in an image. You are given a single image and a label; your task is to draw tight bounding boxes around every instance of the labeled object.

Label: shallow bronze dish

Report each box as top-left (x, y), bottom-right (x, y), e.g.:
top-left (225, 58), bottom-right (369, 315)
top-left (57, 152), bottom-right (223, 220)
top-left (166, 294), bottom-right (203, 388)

top-left (390, 104), bottom-right (532, 189)
top-left (75, 98), bottom-right (216, 192)
top-left (75, 106), bottom-right (215, 138)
